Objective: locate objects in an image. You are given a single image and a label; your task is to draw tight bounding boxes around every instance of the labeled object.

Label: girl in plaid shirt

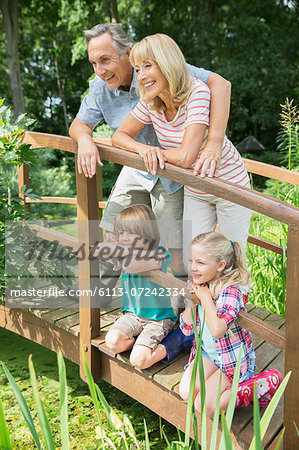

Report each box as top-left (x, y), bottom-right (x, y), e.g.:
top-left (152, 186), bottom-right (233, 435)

top-left (179, 232), bottom-right (256, 417)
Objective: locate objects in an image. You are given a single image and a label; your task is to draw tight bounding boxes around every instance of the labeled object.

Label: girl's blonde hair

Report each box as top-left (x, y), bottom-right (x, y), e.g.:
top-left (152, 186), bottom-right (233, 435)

top-left (114, 204), bottom-right (160, 249)
top-left (130, 33), bottom-right (192, 111)
top-left (191, 232), bottom-right (249, 300)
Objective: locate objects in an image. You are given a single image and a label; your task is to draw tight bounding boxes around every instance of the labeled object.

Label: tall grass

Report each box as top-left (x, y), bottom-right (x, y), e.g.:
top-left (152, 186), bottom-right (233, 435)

top-left (0, 345), bottom-right (290, 449)
top-left (247, 99), bottom-right (298, 316)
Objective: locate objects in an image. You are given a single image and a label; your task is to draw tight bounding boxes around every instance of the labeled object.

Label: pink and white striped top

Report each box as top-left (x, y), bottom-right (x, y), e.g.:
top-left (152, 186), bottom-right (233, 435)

top-left (132, 78), bottom-right (250, 195)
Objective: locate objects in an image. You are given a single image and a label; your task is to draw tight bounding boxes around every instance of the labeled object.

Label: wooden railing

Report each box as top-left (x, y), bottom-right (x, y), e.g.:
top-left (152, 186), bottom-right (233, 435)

top-left (21, 131), bottom-right (299, 448)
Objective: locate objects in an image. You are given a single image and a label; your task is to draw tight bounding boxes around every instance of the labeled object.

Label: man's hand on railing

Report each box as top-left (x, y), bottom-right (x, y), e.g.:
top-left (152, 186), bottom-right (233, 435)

top-left (77, 135), bottom-right (103, 178)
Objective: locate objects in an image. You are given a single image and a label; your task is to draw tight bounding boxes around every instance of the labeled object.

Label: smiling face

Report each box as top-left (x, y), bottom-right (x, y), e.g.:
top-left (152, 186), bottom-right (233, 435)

top-left (88, 33), bottom-right (133, 90)
top-left (189, 244), bottom-right (226, 285)
top-left (118, 230), bottom-right (149, 249)
top-left (135, 60), bottom-right (169, 101)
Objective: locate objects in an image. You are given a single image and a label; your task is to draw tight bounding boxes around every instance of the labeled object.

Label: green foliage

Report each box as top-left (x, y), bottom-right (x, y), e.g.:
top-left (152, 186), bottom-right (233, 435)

top-left (247, 100), bottom-right (299, 316)
top-left (1, 0), bottom-right (297, 149)
top-left (248, 215), bottom-right (287, 316)
top-left (0, 338), bottom-right (290, 449)
top-left (0, 100), bottom-right (38, 301)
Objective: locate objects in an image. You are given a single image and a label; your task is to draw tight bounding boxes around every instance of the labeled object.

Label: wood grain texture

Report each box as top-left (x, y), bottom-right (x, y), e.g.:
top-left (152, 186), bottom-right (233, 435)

top-left (243, 158), bottom-right (299, 186)
top-left (284, 226), bottom-right (299, 449)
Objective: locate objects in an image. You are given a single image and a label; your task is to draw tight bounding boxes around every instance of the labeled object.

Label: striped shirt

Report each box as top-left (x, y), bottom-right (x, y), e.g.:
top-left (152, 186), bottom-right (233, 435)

top-left (132, 78), bottom-right (250, 195)
top-left (179, 285), bottom-right (255, 382)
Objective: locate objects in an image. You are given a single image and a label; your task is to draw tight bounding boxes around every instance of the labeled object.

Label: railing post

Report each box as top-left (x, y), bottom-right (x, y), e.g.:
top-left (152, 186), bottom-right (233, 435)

top-left (76, 157), bottom-right (102, 381)
top-left (284, 225), bottom-right (299, 448)
top-left (18, 164), bottom-right (30, 212)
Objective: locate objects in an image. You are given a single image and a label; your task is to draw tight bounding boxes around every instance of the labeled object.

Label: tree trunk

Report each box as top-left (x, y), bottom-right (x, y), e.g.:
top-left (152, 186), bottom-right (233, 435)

top-left (53, 35), bottom-right (69, 134)
top-left (0, 0), bottom-right (25, 117)
top-left (109, 0), bottom-right (119, 23)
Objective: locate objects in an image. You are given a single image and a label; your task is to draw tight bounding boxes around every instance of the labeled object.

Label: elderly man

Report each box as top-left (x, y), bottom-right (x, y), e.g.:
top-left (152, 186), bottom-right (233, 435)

top-left (69, 23), bottom-right (231, 275)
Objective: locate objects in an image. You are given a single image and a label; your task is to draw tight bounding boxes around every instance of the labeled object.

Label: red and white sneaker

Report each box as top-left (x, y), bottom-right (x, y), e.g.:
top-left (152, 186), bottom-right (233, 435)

top-left (234, 369), bottom-right (283, 408)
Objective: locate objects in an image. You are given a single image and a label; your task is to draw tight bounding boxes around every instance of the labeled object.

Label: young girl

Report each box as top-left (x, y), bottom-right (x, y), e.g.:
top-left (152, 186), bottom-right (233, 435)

top-left (102, 204), bottom-right (177, 369)
top-left (178, 232), bottom-right (256, 417)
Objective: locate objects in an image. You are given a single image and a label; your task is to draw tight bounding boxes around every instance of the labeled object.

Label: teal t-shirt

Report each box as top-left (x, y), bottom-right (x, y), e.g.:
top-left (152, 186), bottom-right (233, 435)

top-left (121, 247), bottom-right (177, 322)
top-left (197, 305), bottom-right (218, 360)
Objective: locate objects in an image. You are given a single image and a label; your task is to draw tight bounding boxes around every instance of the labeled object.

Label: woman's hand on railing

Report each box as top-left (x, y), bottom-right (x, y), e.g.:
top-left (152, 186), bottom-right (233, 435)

top-left (138, 146), bottom-right (167, 175)
top-left (193, 141), bottom-right (222, 178)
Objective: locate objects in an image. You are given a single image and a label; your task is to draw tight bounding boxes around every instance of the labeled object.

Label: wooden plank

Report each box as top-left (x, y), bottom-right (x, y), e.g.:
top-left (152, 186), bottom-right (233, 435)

top-left (153, 353), bottom-right (190, 391)
top-left (25, 197), bottom-right (107, 209)
top-left (266, 428), bottom-right (284, 449)
top-left (0, 305), bottom-right (79, 364)
top-left (284, 226), bottom-right (299, 449)
top-left (41, 307), bottom-right (79, 324)
top-left (243, 158), bottom-right (299, 186)
top-left (247, 235), bottom-right (284, 255)
top-left (55, 312), bottom-right (80, 331)
top-left (18, 164), bottom-right (30, 212)
top-left (245, 303), bottom-right (256, 313)
top-left (236, 311), bottom-right (285, 350)
top-left (29, 224), bottom-right (79, 251)
top-left (23, 131), bottom-right (77, 153)
top-left (76, 155), bottom-right (102, 381)
top-left (99, 353), bottom-right (242, 449)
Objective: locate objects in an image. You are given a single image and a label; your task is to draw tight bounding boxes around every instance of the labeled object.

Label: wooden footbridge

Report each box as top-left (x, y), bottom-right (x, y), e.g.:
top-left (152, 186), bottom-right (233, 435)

top-left (1, 132), bottom-right (299, 448)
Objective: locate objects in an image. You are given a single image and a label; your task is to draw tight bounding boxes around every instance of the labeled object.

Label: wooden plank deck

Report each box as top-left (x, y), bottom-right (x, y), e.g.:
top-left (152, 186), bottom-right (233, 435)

top-left (0, 294), bottom-right (285, 449)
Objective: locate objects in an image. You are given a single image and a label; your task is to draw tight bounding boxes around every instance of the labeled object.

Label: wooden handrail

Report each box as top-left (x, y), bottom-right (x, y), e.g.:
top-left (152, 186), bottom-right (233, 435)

top-left (23, 132), bottom-right (299, 227)
top-left (24, 196), bottom-right (106, 209)
top-left (24, 131), bottom-right (299, 186)
top-left (243, 158), bottom-right (299, 186)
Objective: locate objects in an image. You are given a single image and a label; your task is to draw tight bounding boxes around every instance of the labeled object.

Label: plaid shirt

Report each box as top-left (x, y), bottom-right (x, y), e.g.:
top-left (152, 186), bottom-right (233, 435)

top-left (180, 285), bottom-right (255, 382)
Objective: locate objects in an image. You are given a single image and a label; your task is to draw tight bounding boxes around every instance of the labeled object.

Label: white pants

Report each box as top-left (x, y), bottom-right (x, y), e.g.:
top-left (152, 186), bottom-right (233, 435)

top-left (183, 189), bottom-right (252, 267)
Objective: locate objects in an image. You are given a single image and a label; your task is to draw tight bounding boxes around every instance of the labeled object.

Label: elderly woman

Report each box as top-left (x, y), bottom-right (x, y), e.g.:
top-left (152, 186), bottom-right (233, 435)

top-left (112, 33), bottom-right (251, 263)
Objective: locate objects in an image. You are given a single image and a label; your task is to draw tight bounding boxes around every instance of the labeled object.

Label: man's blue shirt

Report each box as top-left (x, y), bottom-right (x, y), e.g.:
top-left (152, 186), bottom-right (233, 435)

top-left (77, 64), bottom-right (211, 194)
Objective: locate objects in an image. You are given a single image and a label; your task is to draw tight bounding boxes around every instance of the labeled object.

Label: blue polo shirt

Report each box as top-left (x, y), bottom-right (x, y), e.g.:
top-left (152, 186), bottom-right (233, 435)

top-left (77, 64), bottom-right (211, 194)
top-left (121, 247), bottom-right (177, 322)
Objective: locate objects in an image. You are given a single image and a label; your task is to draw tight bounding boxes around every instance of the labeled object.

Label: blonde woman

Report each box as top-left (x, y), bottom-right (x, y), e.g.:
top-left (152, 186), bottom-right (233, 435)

top-left (112, 34), bottom-right (252, 263)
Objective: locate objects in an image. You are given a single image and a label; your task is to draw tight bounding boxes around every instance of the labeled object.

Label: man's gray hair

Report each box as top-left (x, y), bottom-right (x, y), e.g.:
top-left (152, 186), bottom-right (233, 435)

top-left (84, 23), bottom-right (132, 57)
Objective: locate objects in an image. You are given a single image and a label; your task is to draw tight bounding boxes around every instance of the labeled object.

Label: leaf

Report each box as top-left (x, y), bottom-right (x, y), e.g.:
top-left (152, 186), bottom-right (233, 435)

top-left (253, 383), bottom-right (262, 450)
top-left (57, 350), bottom-right (69, 449)
top-left (81, 348), bottom-right (105, 449)
top-left (274, 428), bottom-right (285, 449)
top-left (220, 413), bottom-right (234, 450)
top-left (94, 383), bottom-right (123, 432)
top-left (144, 419), bottom-right (150, 450)
top-left (210, 371), bottom-right (222, 450)
top-left (219, 344), bottom-right (242, 450)
top-left (1, 361), bottom-right (42, 449)
top-left (0, 395), bottom-right (13, 450)
top-left (28, 355), bottom-right (55, 450)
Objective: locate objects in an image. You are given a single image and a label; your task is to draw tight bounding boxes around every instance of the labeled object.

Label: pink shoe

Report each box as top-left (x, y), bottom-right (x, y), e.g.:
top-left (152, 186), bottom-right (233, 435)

top-left (234, 369), bottom-right (283, 408)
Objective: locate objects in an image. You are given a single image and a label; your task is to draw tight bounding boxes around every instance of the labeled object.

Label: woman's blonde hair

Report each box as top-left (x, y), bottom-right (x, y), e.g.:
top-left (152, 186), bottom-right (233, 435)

top-left (114, 204), bottom-right (160, 249)
top-left (130, 33), bottom-right (192, 111)
top-left (191, 232), bottom-right (249, 301)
